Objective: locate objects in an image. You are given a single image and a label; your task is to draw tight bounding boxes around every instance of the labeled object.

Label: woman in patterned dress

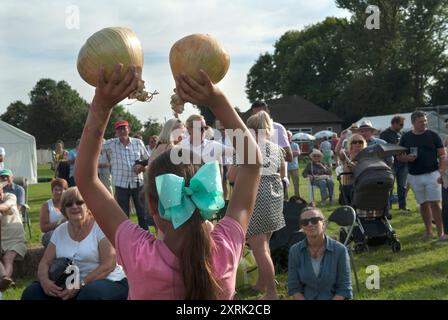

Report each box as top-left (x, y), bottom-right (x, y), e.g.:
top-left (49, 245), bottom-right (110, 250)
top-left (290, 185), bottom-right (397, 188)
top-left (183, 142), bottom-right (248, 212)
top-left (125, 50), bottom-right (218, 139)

top-left (228, 111), bottom-right (286, 299)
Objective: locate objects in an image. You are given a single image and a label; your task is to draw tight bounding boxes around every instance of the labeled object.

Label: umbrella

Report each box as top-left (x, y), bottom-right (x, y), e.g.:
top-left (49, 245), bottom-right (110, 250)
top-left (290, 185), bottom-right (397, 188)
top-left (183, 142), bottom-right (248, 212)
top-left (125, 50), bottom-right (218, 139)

top-left (353, 143), bottom-right (407, 162)
top-left (292, 132), bottom-right (316, 141)
top-left (314, 130), bottom-right (334, 139)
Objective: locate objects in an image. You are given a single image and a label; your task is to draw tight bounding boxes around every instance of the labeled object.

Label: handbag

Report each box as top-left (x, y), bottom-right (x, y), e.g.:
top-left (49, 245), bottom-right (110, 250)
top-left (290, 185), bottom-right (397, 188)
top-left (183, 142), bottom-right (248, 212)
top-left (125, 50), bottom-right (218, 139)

top-left (48, 257), bottom-right (73, 289)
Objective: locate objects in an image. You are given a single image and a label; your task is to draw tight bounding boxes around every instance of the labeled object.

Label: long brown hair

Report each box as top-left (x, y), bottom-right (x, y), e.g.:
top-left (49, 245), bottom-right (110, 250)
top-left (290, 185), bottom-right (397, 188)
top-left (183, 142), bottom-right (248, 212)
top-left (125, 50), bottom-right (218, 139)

top-left (146, 148), bottom-right (221, 299)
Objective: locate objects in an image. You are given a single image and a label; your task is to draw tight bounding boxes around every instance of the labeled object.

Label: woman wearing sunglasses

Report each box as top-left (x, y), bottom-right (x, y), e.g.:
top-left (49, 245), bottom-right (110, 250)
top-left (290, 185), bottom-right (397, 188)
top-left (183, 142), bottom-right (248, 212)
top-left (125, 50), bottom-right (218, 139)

top-left (338, 134), bottom-right (367, 204)
top-left (287, 207), bottom-right (352, 300)
top-left (22, 187), bottom-right (128, 300)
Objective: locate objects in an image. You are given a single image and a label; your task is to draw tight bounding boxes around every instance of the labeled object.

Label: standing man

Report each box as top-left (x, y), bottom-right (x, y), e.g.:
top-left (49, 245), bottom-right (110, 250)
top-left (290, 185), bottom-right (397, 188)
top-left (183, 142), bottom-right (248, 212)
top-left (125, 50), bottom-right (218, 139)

top-left (67, 139), bottom-right (80, 187)
top-left (286, 131), bottom-right (301, 199)
top-left (398, 111), bottom-right (447, 242)
top-left (146, 135), bottom-right (158, 157)
top-left (250, 101), bottom-right (293, 162)
top-left (380, 115), bottom-right (409, 211)
top-left (103, 120), bottom-right (151, 230)
top-left (0, 169), bottom-right (25, 211)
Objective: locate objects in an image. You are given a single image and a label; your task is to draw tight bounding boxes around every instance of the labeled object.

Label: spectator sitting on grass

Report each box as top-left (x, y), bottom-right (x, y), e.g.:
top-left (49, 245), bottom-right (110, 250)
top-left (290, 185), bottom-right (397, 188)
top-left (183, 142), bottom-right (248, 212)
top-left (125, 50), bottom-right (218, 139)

top-left (288, 207), bottom-right (352, 300)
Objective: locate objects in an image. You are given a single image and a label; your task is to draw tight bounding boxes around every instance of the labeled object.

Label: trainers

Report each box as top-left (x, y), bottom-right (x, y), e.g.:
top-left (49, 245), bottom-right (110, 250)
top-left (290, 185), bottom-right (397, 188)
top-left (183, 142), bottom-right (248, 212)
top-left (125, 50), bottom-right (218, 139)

top-left (399, 207), bottom-right (411, 212)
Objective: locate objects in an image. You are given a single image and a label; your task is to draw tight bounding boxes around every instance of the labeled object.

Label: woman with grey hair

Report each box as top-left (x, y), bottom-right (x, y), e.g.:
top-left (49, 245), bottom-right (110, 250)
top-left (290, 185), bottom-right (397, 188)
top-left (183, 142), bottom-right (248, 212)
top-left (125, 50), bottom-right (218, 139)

top-left (288, 207), bottom-right (352, 300)
top-left (303, 149), bottom-right (334, 206)
top-left (148, 118), bottom-right (185, 163)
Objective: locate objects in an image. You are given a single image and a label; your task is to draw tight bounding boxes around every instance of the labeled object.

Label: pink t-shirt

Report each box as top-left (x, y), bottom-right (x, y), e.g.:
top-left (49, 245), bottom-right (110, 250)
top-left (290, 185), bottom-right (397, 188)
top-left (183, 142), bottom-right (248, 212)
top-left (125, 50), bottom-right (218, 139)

top-left (115, 216), bottom-right (245, 300)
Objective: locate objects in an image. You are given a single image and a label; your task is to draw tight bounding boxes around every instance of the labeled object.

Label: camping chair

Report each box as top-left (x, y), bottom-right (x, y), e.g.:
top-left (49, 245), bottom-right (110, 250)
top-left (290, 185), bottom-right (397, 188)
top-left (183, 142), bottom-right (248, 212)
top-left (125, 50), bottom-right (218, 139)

top-left (13, 176), bottom-right (32, 239)
top-left (328, 205), bottom-right (361, 293)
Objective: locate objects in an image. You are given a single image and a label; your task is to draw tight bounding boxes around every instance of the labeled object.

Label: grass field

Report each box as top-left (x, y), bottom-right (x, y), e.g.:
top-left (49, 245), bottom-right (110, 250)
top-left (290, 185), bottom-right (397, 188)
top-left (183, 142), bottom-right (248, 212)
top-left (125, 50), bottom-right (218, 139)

top-left (2, 162), bottom-right (448, 300)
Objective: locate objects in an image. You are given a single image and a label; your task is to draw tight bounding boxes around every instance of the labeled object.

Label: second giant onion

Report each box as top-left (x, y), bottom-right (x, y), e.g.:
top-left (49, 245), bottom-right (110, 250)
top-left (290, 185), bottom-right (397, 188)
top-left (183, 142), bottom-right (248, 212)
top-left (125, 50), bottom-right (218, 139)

top-left (77, 27), bottom-right (156, 101)
top-left (169, 34), bottom-right (230, 114)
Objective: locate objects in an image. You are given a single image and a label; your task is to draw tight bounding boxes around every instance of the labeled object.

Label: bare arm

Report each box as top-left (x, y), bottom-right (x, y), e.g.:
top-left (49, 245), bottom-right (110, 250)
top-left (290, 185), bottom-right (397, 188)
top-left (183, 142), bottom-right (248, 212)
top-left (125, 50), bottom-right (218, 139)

top-left (175, 71), bottom-right (262, 232)
top-left (82, 238), bottom-right (117, 284)
top-left (39, 202), bottom-right (61, 233)
top-left (283, 146), bottom-right (293, 162)
top-left (438, 147), bottom-right (447, 173)
top-left (75, 64), bottom-right (139, 246)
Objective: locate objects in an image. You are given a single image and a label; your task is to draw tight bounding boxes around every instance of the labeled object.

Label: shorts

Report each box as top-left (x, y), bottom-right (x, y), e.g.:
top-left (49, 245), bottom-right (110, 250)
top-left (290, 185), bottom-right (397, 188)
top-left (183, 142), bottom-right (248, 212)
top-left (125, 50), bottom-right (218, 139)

top-left (407, 171), bottom-right (441, 205)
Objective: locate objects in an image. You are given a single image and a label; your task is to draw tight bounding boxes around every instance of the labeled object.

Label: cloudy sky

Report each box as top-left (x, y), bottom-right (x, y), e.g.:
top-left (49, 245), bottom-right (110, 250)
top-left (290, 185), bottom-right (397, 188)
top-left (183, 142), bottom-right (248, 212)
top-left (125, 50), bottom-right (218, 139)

top-left (0, 0), bottom-right (350, 125)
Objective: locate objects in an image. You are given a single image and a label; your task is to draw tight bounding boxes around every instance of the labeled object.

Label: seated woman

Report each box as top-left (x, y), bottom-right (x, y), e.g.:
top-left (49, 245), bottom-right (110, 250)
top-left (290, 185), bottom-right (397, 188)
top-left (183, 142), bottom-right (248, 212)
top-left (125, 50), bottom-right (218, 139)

top-left (21, 187), bottom-right (128, 300)
top-left (148, 118), bottom-right (185, 163)
top-left (0, 181), bottom-right (27, 292)
top-left (337, 134), bottom-right (367, 205)
top-left (302, 149), bottom-right (334, 206)
top-left (40, 178), bottom-right (68, 247)
top-left (288, 207), bottom-right (352, 300)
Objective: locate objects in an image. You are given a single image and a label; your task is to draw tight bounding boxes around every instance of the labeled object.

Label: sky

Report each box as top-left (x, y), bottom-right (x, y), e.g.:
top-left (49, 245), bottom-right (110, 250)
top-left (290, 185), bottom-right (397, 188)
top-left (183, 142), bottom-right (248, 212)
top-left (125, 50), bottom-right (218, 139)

top-left (0, 0), bottom-right (351, 125)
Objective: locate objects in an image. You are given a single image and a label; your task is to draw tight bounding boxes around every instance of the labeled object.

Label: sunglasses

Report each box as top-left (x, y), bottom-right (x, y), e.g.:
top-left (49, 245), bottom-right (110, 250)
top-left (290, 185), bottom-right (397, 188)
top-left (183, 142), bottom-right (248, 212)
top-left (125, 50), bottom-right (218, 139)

top-left (65, 200), bottom-right (85, 207)
top-left (351, 140), bottom-right (364, 145)
top-left (300, 217), bottom-right (323, 226)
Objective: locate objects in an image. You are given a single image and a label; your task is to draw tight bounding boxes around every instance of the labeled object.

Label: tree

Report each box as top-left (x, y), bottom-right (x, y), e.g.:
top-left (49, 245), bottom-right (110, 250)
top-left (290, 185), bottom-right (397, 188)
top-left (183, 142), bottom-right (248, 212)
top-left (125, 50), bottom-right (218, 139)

top-left (26, 79), bottom-right (89, 147)
top-left (141, 117), bottom-right (163, 142)
top-left (246, 53), bottom-right (279, 103)
top-left (105, 105), bottom-right (142, 139)
top-left (0, 101), bottom-right (29, 130)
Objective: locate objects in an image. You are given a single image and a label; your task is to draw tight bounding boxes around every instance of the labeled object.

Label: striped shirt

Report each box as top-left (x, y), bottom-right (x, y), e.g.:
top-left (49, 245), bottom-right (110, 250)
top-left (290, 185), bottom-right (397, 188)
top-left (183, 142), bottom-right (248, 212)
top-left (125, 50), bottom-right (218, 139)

top-left (103, 138), bottom-right (150, 189)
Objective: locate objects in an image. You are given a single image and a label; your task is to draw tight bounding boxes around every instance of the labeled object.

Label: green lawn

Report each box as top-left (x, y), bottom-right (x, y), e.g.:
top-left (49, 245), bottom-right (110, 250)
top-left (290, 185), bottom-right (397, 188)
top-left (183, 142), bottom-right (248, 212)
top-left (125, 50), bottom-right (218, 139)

top-left (3, 162), bottom-right (448, 300)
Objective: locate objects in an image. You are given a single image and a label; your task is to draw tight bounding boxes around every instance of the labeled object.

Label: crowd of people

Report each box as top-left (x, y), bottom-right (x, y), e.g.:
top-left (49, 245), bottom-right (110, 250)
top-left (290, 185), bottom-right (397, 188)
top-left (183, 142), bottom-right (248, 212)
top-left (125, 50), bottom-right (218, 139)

top-left (1, 66), bottom-right (448, 301)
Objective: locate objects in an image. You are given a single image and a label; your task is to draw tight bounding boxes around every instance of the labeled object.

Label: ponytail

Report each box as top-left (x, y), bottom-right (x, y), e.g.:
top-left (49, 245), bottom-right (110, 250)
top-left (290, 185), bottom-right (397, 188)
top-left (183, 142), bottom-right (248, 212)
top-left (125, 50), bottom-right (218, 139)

top-left (180, 211), bottom-right (221, 299)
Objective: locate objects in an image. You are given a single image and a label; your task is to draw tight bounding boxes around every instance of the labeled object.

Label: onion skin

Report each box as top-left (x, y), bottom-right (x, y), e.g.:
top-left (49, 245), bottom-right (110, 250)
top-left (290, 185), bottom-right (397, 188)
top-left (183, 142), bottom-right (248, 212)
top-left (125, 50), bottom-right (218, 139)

top-left (169, 34), bottom-right (230, 114)
top-left (77, 27), bottom-right (156, 102)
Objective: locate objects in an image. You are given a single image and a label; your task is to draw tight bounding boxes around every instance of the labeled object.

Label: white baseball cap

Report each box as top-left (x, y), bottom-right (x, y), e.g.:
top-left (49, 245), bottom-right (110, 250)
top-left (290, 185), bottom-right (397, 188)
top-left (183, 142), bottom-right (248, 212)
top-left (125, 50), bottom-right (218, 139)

top-left (0, 147), bottom-right (5, 156)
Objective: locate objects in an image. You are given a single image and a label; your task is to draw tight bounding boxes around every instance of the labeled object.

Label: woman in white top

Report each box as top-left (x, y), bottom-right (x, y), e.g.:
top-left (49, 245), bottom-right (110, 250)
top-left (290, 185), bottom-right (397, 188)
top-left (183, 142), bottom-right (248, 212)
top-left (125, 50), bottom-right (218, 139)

top-left (40, 178), bottom-right (68, 247)
top-left (148, 118), bottom-right (185, 163)
top-left (22, 187), bottom-right (128, 300)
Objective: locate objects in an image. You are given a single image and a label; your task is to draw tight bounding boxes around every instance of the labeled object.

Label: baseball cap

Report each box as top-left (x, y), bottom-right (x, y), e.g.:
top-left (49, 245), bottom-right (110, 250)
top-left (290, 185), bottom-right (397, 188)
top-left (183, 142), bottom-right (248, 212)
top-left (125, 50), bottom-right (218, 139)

top-left (0, 169), bottom-right (13, 177)
top-left (114, 120), bottom-right (129, 129)
top-left (0, 147), bottom-right (5, 156)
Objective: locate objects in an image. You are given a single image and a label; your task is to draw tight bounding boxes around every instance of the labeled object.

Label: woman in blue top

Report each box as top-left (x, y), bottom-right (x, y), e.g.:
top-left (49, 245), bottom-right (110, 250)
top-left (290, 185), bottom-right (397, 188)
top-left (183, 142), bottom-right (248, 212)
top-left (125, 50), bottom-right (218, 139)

top-left (288, 207), bottom-right (352, 300)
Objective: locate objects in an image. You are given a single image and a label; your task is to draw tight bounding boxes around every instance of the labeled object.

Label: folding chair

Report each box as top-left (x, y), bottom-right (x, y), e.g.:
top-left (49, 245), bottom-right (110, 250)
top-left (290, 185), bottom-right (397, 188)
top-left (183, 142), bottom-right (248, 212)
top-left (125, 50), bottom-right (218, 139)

top-left (328, 205), bottom-right (360, 293)
top-left (13, 176), bottom-right (32, 239)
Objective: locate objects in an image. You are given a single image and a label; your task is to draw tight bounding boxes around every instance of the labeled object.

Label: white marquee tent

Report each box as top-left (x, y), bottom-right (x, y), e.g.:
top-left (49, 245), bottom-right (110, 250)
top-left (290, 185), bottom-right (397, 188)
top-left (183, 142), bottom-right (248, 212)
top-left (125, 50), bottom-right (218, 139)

top-left (0, 120), bottom-right (38, 184)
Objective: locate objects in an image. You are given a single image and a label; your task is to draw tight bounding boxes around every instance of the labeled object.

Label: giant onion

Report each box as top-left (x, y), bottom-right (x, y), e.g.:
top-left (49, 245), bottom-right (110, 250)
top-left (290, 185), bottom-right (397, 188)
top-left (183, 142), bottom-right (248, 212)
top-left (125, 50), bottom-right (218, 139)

top-left (77, 27), bottom-right (156, 101)
top-left (169, 34), bottom-right (230, 114)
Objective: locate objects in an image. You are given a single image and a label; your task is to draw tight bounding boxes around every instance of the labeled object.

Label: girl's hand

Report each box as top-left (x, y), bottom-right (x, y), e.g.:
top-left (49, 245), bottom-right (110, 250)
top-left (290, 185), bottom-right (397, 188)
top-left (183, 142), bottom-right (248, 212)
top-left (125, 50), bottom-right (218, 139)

top-left (92, 64), bottom-right (139, 111)
top-left (175, 70), bottom-right (222, 107)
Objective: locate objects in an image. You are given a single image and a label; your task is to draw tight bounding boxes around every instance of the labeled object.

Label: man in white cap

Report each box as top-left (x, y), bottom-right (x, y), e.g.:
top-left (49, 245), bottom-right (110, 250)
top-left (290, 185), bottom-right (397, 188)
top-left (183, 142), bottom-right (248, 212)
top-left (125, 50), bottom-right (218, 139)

top-left (0, 147), bottom-right (5, 170)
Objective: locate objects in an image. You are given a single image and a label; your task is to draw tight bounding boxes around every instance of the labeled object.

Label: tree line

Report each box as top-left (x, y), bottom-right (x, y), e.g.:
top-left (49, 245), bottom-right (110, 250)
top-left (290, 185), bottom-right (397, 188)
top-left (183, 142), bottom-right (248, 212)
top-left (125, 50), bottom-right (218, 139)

top-left (1, 79), bottom-right (162, 148)
top-left (246, 0), bottom-right (448, 126)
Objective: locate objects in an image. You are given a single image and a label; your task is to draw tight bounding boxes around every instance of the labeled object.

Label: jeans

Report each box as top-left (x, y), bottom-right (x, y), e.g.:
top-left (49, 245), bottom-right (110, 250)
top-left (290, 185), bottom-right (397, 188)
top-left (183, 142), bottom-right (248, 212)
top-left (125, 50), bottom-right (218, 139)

top-left (21, 278), bottom-right (129, 300)
top-left (68, 176), bottom-right (76, 188)
top-left (115, 185), bottom-right (153, 230)
top-left (391, 162), bottom-right (408, 208)
top-left (312, 178), bottom-right (334, 201)
top-left (442, 187), bottom-right (448, 232)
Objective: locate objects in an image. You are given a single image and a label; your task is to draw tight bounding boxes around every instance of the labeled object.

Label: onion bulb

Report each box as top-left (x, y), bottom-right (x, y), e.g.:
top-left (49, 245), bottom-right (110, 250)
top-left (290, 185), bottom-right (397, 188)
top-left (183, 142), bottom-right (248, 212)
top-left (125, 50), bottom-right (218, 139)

top-left (169, 34), bottom-right (230, 114)
top-left (77, 27), bottom-right (157, 102)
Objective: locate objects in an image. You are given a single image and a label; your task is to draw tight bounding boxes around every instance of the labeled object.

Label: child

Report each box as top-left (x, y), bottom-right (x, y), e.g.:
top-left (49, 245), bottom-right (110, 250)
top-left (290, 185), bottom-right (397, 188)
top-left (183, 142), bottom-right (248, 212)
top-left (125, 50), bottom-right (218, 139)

top-left (74, 64), bottom-right (262, 299)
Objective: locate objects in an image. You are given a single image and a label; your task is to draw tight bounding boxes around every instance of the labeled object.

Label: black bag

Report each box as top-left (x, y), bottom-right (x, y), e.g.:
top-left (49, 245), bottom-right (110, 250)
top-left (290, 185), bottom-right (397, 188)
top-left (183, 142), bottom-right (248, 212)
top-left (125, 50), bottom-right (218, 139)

top-left (48, 257), bottom-right (73, 288)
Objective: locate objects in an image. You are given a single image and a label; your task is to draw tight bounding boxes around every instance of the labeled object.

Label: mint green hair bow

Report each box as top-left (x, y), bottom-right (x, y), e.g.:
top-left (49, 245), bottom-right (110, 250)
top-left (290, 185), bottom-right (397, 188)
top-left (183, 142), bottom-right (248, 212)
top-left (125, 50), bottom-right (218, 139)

top-left (155, 161), bottom-right (225, 229)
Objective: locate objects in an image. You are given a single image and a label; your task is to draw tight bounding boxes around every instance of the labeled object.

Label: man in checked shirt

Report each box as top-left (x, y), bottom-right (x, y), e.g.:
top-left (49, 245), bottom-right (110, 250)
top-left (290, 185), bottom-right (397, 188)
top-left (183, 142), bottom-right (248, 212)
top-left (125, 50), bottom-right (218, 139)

top-left (103, 120), bottom-right (151, 230)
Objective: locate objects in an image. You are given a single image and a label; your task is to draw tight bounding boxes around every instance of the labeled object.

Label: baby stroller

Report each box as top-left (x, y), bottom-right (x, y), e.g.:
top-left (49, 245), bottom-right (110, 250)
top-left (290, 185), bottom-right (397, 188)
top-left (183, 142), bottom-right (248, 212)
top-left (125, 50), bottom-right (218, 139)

top-left (337, 144), bottom-right (405, 253)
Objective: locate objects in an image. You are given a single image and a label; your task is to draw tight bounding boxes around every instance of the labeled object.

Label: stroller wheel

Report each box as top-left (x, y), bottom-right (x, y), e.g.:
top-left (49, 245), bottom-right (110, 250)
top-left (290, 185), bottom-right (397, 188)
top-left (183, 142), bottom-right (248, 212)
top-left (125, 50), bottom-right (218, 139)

top-left (391, 241), bottom-right (401, 253)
